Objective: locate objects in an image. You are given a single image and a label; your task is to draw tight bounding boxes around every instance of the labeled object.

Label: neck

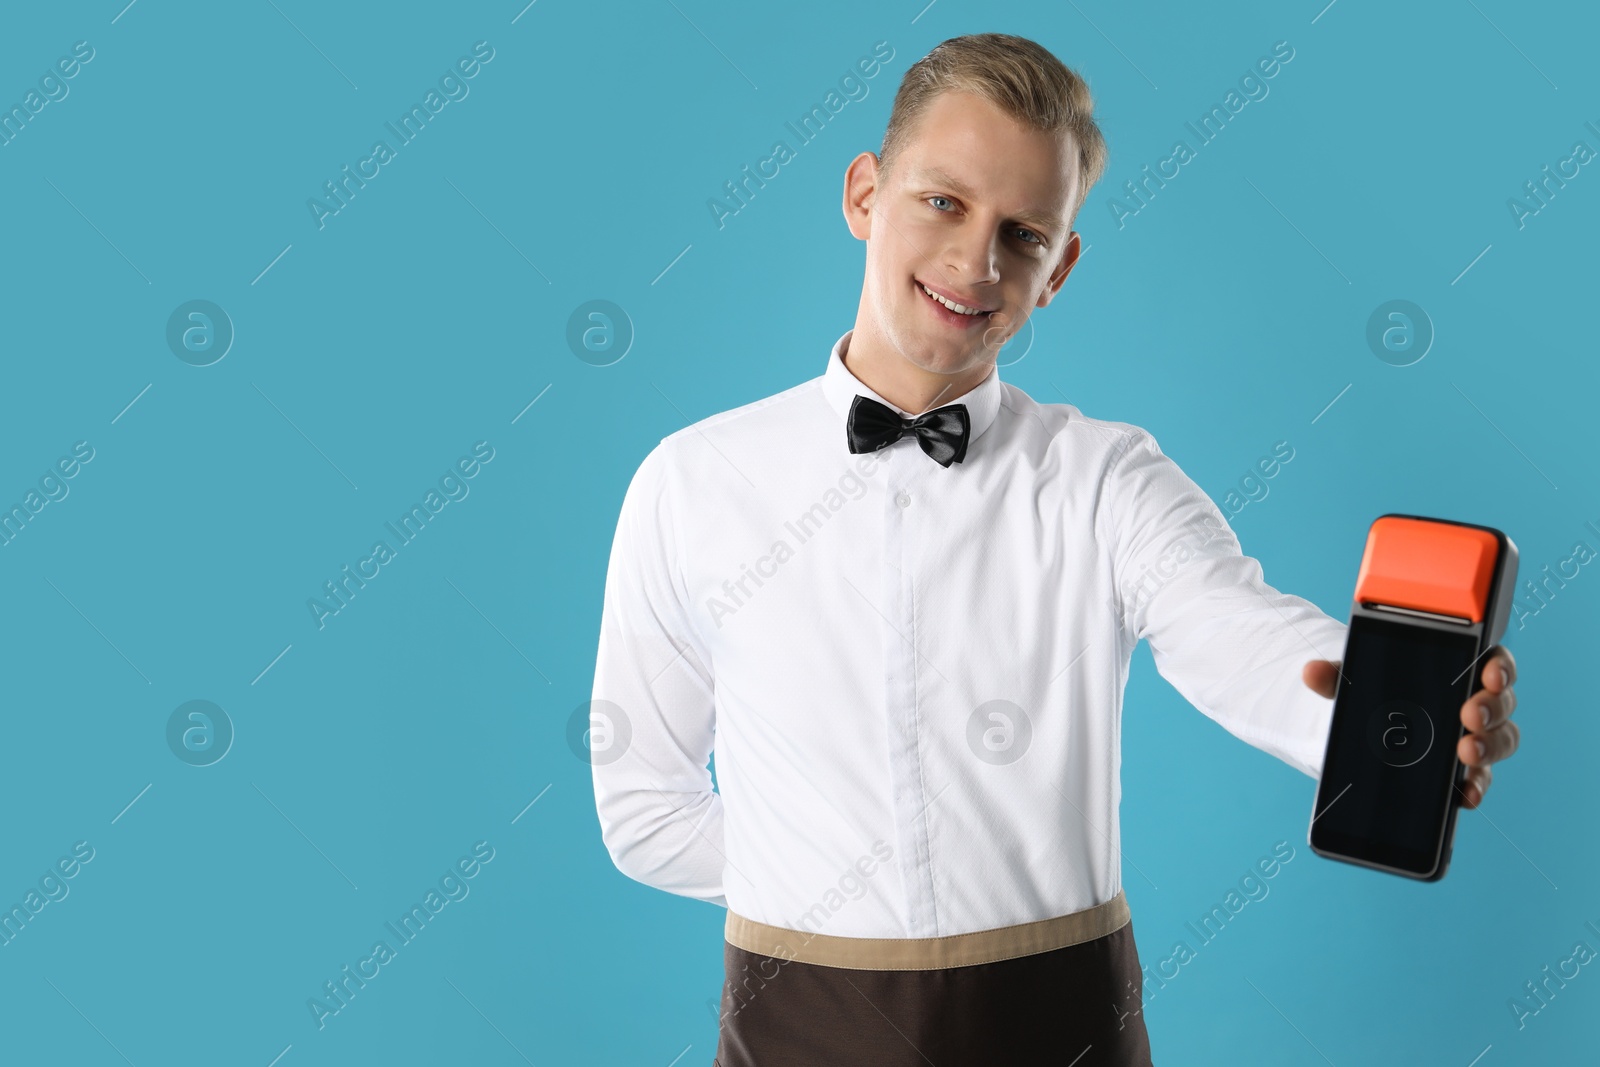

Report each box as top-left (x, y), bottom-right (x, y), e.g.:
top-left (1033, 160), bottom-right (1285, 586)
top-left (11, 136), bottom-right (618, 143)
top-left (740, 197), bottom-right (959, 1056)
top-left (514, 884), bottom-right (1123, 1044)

top-left (842, 322), bottom-right (993, 415)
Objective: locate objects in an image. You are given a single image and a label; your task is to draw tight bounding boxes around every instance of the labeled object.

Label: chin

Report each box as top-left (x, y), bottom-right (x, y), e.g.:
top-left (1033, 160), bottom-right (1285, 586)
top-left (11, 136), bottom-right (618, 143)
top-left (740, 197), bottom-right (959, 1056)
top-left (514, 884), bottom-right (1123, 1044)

top-left (901, 334), bottom-right (980, 375)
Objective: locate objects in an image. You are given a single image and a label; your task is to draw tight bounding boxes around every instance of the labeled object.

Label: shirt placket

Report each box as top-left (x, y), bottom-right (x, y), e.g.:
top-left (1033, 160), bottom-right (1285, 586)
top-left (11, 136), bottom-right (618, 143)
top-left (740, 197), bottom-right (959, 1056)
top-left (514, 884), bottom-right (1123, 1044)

top-left (880, 438), bottom-right (938, 934)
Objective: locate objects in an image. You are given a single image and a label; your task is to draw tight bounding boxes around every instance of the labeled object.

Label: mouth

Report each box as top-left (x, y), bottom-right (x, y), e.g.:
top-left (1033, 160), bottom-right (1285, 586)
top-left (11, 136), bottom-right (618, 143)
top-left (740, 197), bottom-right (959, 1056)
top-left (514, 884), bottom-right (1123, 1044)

top-left (915, 279), bottom-right (996, 329)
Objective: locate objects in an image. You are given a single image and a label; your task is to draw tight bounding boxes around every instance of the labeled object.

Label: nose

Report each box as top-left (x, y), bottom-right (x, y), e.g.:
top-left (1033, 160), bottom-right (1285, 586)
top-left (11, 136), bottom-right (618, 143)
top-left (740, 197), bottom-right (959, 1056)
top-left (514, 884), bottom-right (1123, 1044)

top-left (942, 219), bottom-right (1000, 290)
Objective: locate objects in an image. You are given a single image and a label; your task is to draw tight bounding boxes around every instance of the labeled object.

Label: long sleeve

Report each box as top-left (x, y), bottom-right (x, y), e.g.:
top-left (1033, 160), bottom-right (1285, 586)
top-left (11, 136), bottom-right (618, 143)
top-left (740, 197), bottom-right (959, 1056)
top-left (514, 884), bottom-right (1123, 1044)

top-left (1102, 428), bottom-right (1348, 778)
top-left (590, 440), bottom-right (727, 906)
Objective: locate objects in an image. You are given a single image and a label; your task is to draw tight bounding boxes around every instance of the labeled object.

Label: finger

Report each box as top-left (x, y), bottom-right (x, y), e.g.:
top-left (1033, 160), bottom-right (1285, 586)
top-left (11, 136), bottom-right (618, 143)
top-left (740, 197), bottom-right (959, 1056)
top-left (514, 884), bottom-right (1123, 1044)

top-left (1457, 764), bottom-right (1492, 809)
top-left (1482, 645), bottom-right (1517, 692)
top-left (1302, 659), bottom-right (1340, 700)
top-left (1461, 685), bottom-right (1515, 732)
top-left (1458, 719), bottom-right (1520, 766)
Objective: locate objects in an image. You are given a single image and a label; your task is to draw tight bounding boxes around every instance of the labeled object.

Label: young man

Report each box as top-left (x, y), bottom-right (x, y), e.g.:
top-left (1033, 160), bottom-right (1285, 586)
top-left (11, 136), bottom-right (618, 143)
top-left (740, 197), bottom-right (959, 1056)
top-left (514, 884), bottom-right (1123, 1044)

top-left (590, 32), bottom-right (1520, 1066)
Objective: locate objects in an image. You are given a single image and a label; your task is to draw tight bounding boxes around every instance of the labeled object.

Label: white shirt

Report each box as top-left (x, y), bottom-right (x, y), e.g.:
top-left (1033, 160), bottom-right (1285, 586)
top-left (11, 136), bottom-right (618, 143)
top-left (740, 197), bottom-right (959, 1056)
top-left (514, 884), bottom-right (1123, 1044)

top-left (589, 329), bottom-right (1347, 939)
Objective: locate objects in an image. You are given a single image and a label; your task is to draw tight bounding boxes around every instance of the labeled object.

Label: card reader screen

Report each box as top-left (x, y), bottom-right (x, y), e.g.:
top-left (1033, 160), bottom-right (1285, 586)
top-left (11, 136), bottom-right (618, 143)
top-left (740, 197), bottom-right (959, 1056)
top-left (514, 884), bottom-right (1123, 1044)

top-left (1311, 613), bottom-right (1478, 873)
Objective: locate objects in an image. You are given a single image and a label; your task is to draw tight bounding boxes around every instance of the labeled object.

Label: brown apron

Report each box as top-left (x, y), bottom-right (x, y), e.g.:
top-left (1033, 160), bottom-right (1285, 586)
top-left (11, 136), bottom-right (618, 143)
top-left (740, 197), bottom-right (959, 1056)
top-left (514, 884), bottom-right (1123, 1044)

top-left (713, 889), bottom-right (1153, 1065)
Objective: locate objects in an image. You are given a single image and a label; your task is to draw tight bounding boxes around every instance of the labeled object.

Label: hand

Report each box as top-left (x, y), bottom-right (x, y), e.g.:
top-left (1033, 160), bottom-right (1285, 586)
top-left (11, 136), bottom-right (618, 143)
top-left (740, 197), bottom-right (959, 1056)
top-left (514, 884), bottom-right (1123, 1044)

top-left (1301, 645), bottom-right (1519, 809)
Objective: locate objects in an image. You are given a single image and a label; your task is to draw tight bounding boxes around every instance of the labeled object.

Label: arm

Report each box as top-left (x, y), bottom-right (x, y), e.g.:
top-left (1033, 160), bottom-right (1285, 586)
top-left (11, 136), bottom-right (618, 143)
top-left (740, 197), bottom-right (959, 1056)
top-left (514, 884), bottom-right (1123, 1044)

top-left (590, 440), bottom-right (727, 906)
top-left (1102, 428), bottom-right (1347, 778)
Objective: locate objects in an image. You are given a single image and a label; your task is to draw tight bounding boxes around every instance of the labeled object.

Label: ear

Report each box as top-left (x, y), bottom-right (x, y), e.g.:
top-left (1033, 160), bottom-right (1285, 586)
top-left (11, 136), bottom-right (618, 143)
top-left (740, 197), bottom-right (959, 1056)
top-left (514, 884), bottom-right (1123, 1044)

top-left (1034, 231), bottom-right (1082, 309)
top-left (843, 151), bottom-right (880, 241)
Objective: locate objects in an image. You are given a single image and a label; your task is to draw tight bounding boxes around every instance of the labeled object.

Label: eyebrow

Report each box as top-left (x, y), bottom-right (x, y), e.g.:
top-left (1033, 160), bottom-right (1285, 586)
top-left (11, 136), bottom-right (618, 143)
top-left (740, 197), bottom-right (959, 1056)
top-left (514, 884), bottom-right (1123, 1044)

top-left (908, 165), bottom-right (1066, 236)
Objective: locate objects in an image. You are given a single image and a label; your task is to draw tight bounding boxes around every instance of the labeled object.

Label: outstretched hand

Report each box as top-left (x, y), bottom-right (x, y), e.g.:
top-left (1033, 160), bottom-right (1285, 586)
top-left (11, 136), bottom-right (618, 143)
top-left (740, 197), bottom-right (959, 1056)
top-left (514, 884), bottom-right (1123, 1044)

top-left (1301, 645), bottom-right (1519, 809)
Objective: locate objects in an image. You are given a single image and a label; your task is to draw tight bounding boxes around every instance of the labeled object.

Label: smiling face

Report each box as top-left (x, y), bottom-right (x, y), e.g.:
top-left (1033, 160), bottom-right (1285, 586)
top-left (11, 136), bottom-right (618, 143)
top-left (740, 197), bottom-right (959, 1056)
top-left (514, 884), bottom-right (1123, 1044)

top-left (843, 88), bottom-right (1083, 409)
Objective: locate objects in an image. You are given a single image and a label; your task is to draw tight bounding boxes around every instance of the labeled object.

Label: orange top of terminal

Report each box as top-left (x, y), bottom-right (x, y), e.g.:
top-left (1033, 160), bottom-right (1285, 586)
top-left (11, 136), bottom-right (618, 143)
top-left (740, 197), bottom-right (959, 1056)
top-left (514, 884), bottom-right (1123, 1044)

top-left (1352, 516), bottom-right (1499, 622)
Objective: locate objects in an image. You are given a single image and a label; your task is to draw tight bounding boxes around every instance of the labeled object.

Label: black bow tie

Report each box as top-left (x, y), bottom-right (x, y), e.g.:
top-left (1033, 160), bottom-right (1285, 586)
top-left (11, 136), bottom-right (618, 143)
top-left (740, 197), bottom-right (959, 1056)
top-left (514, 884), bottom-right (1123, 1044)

top-left (846, 394), bottom-right (971, 467)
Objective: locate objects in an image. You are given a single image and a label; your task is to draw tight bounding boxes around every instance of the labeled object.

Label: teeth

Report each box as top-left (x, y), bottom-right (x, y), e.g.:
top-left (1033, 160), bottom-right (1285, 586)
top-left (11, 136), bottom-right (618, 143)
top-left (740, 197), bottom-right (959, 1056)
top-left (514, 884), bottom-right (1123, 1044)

top-left (920, 282), bottom-right (986, 316)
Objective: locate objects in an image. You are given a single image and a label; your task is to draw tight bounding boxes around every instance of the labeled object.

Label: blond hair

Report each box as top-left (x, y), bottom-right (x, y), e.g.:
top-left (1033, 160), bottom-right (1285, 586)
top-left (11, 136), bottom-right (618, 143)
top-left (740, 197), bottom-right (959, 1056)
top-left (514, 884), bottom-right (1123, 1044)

top-left (878, 33), bottom-right (1108, 225)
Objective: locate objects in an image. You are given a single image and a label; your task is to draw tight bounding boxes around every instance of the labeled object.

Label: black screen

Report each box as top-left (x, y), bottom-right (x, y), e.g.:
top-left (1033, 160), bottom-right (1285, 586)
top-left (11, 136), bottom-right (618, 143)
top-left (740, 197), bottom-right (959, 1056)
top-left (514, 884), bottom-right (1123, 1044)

top-left (1310, 613), bottom-right (1479, 876)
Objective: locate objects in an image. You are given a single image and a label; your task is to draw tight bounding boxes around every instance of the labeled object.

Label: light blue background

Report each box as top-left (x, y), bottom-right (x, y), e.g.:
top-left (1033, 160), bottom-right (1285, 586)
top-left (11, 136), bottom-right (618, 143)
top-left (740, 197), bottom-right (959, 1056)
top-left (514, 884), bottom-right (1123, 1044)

top-left (1, 1), bottom-right (1594, 1063)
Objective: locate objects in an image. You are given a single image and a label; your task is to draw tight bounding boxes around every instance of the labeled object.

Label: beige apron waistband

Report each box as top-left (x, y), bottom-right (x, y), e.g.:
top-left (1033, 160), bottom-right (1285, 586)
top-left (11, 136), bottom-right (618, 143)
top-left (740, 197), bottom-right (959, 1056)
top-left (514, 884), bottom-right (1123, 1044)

top-left (724, 889), bottom-right (1129, 971)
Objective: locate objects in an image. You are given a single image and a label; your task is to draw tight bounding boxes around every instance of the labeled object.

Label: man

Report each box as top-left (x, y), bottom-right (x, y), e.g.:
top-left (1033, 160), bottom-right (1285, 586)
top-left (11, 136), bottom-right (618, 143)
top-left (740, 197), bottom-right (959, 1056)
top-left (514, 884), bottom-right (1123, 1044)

top-left (589, 32), bottom-right (1520, 1066)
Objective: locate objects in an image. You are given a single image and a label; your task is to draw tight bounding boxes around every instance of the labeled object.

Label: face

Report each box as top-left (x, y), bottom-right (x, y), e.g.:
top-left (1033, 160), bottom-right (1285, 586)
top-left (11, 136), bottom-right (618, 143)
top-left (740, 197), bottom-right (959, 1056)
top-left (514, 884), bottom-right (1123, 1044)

top-left (844, 89), bottom-right (1083, 382)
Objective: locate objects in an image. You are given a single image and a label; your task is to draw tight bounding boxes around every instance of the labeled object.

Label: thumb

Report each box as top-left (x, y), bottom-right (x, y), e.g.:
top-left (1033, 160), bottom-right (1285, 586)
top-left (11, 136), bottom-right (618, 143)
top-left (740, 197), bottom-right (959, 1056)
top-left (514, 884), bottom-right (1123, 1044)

top-left (1302, 659), bottom-right (1341, 700)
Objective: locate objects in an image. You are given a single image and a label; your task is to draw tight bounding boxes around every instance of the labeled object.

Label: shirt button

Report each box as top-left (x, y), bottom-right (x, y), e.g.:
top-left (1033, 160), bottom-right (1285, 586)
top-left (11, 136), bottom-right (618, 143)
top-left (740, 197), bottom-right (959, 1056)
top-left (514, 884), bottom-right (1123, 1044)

top-left (895, 491), bottom-right (911, 508)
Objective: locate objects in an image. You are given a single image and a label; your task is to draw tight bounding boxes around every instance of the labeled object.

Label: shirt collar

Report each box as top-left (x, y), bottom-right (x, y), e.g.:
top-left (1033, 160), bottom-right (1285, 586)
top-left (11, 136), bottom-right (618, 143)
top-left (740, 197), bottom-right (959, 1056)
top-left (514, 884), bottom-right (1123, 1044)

top-left (820, 329), bottom-right (1003, 447)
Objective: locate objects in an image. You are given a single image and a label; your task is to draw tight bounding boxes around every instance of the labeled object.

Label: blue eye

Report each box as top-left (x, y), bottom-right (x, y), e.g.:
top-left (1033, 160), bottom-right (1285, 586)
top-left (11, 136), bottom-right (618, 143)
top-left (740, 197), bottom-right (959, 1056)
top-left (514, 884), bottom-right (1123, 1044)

top-left (927, 196), bottom-right (1045, 247)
